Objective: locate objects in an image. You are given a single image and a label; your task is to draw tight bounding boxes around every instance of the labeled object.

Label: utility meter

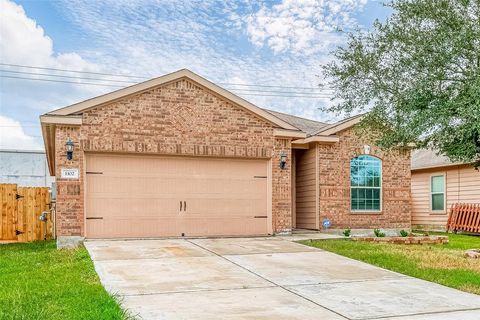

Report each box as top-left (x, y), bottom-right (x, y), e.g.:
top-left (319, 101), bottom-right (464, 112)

top-left (39, 211), bottom-right (48, 221)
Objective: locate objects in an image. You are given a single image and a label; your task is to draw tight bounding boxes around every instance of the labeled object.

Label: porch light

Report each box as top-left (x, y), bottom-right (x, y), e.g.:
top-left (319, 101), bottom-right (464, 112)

top-left (66, 139), bottom-right (74, 160)
top-left (279, 151), bottom-right (287, 169)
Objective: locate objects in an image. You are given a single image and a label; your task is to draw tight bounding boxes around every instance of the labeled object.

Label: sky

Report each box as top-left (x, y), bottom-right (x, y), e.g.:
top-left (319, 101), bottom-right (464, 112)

top-left (0, 0), bottom-right (390, 150)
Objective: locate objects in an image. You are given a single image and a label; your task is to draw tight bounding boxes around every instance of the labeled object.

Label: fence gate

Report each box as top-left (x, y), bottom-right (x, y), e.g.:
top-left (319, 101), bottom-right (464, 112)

top-left (0, 184), bottom-right (54, 242)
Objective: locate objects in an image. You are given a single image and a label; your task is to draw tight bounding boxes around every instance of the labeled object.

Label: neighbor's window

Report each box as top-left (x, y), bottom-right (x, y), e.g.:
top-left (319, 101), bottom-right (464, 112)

top-left (350, 155), bottom-right (382, 211)
top-left (431, 175), bottom-right (445, 211)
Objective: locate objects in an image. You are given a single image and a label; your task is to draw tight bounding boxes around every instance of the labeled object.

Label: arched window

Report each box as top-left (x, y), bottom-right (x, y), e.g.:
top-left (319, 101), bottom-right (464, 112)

top-left (350, 155), bottom-right (382, 211)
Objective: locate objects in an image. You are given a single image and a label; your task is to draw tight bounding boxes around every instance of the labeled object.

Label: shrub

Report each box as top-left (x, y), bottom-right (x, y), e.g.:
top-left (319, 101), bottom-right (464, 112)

top-left (399, 230), bottom-right (409, 237)
top-left (374, 228), bottom-right (386, 237)
top-left (343, 228), bottom-right (351, 237)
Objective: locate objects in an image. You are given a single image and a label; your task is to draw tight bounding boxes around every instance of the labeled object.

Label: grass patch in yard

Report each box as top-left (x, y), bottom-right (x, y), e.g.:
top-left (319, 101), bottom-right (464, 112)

top-left (299, 232), bottom-right (480, 295)
top-left (0, 241), bottom-right (130, 320)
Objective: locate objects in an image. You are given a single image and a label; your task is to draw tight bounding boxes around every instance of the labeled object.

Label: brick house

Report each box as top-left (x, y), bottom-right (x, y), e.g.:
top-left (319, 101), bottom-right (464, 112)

top-left (40, 69), bottom-right (411, 247)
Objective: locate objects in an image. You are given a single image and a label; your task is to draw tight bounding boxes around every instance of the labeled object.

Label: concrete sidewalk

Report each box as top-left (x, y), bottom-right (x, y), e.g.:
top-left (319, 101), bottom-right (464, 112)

top-left (85, 237), bottom-right (480, 320)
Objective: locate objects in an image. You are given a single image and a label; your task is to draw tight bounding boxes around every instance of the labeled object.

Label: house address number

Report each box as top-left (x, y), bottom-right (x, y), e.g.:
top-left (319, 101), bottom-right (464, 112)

top-left (61, 168), bottom-right (79, 179)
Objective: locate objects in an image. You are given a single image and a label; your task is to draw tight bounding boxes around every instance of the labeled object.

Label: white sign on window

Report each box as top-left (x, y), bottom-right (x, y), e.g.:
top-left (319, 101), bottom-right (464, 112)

top-left (61, 168), bottom-right (79, 179)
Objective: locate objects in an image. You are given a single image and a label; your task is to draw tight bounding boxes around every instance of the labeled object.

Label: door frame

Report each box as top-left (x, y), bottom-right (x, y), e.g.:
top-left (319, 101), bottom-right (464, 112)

top-left (292, 145), bottom-right (320, 230)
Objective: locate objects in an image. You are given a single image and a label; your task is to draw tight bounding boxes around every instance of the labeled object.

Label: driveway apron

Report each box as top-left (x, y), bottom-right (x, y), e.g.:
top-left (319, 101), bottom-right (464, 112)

top-left (85, 237), bottom-right (480, 320)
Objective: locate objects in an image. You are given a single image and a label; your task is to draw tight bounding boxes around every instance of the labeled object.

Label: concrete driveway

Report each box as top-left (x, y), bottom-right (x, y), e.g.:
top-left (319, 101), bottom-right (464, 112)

top-left (85, 237), bottom-right (480, 320)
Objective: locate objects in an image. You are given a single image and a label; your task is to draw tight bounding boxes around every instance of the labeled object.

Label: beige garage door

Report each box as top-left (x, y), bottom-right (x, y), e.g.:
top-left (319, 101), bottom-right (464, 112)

top-left (85, 154), bottom-right (269, 238)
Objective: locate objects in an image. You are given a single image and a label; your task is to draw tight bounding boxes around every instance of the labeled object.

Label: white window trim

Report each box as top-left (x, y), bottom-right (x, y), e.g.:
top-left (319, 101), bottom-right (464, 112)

top-left (350, 156), bottom-right (383, 213)
top-left (430, 173), bottom-right (446, 214)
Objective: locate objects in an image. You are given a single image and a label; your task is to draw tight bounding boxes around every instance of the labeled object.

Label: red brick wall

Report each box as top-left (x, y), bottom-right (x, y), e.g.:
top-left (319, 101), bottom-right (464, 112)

top-left (55, 78), bottom-right (293, 237)
top-left (80, 79), bottom-right (275, 157)
top-left (55, 126), bottom-right (84, 237)
top-left (318, 128), bottom-right (411, 230)
top-left (272, 138), bottom-right (293, 232)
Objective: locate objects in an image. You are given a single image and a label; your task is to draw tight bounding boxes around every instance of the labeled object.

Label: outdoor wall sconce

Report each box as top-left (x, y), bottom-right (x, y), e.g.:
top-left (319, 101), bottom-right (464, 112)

top-left (279, 151), bottom-right (287, 169)
top-left (66, 139), bottom-right (74, 160)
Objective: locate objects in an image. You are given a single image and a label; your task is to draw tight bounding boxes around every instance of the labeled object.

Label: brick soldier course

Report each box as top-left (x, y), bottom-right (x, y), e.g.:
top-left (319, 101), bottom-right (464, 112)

top-left (41, 69), bottom-right (411, 248)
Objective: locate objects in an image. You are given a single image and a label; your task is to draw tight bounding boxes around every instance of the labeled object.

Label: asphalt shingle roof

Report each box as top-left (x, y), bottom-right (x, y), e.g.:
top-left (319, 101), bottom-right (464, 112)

top-left (264, 110), bottom-right (466, 171)
top-left (310, 113), bottom-right (364, 136)
top-left (263, 109), bottom-right (329, 135)
top-left (411, 149), bottom-right (462, 170)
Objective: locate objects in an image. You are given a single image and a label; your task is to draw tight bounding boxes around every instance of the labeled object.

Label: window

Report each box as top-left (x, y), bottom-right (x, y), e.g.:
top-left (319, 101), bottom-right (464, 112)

top-left (431, 175), bottom-right (445, 211)
top-left (350, 155), bottom-right (382, 211)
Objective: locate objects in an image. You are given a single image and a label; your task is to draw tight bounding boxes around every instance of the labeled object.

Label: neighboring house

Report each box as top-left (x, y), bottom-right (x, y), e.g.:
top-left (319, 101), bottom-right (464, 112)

top-left (411, 149), bottom-right (480, 230)
top-left (40, 69), bottom-right (411, 247)
top-left (0, 149), bottom-right (55, 188)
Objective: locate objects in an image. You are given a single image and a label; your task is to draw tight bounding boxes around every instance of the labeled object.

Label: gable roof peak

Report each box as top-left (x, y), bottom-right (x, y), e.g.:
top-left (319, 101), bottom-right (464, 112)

top-left (42, 69), bottom-right (299, 131)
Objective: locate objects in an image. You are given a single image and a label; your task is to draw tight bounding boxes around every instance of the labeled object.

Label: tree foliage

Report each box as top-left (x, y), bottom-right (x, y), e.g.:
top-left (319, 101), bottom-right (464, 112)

top-left (324, 0), bottom-right (480, 167)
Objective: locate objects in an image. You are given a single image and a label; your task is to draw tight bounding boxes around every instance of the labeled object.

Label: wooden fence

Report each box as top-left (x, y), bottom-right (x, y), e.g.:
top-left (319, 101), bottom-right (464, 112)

top-left (0, 184), bottom-right (54, 242)
top-left (447, 203), bottom-right (480, 234)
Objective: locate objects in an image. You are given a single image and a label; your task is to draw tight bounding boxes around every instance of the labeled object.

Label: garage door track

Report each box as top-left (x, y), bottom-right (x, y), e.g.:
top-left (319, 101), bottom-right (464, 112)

top-left (85, 237), bottom-right (480, 319)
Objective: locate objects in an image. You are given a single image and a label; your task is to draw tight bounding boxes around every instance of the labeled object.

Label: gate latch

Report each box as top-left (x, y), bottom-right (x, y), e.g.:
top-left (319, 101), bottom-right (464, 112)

top-left (15, 230), bottom-right (24, 235)
top-left (15, 194), bottom-right (24, 200)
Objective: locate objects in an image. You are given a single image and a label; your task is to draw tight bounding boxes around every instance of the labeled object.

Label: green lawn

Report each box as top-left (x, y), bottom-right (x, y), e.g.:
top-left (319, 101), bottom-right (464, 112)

top-left (300, 232), bottom-right (480, 295)
top-left (0, 241), bottom-right (130, 320)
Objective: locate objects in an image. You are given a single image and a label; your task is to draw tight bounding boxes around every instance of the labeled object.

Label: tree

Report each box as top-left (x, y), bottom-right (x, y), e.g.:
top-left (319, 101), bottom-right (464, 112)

top-left (323, 0), bottom-right (480, 167)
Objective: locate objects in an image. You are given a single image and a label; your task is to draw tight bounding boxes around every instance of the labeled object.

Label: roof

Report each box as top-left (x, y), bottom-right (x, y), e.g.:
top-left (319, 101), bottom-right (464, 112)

top-left (263, 109), bottom-right (329, 135)
top-left (40, 68), bottom-right (365, 175)
top-left (312, 113), bottom-right (364, 136)
top-left (41, 68), bottom-right (364, 136)
top-left (43, 69), bottom-right (298, 131)
top-left (411, 149), bottom-right (463, 170)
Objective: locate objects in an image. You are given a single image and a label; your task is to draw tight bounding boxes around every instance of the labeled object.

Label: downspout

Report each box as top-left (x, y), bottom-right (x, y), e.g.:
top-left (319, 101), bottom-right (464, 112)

top-left (457, 165), bottom-right (460, 202)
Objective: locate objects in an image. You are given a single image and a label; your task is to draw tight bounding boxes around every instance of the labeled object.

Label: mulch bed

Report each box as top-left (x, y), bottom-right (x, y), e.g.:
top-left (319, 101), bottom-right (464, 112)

top-left (352, 235), bottom-right (449, 245)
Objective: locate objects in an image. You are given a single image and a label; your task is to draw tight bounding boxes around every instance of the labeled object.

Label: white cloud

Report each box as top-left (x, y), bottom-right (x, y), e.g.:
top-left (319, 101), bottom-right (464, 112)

top-left (241, 0), bottom-right (368, 54)
top-left (0, 0), bottom-right (366, 146)
top-left (0, 0), bottom-right (96, 72)
top-left (0, 0), bottom-right (109, 150)
top-left (0, 115), bottom-right (42, 150)
top-left (52, 0), bottom-right (341, 121)
top-left (0, 0), bottom-right (107, 106)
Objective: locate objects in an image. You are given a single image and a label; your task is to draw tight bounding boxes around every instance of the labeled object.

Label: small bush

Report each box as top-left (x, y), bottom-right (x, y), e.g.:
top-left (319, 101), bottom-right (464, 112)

top-left (399, 230), bottom-right (409, 237)
top-left (374, 228), bottom-right (386, 237)
top-left (343, 228), bottom-right (351, 237)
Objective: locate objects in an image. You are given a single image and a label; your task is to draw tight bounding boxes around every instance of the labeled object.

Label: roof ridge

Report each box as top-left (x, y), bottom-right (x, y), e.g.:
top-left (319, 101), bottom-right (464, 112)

top-left (262, 108), bottom-right (328, 125)
top-left (311, 113), bottom-right (364, 136)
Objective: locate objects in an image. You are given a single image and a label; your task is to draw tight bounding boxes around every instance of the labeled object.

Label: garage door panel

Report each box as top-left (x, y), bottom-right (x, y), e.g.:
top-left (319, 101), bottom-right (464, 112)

top-left (87, 217), bottom-right (180, 238)
top-left (85, 154), bottom-right (269, 238)
top-left (86, 198), bottom-right (179, 218)
top-left (184, 179), bottom-right (266, 196)
top-left (181, 217), bottom-right (267, 237)
top-left (98, 158), bottom-right (262, 177)
top-left (185, 198), bottom-right (265, 215)
top-left (88, 176), bottom-right (186, 195)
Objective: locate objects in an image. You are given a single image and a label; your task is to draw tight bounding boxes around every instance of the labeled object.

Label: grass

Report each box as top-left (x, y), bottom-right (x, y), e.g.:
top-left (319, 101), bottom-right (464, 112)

top-left (0, 241), bottom-right (130, 320)
top-left (299, 232), bottom-right (480, 295)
